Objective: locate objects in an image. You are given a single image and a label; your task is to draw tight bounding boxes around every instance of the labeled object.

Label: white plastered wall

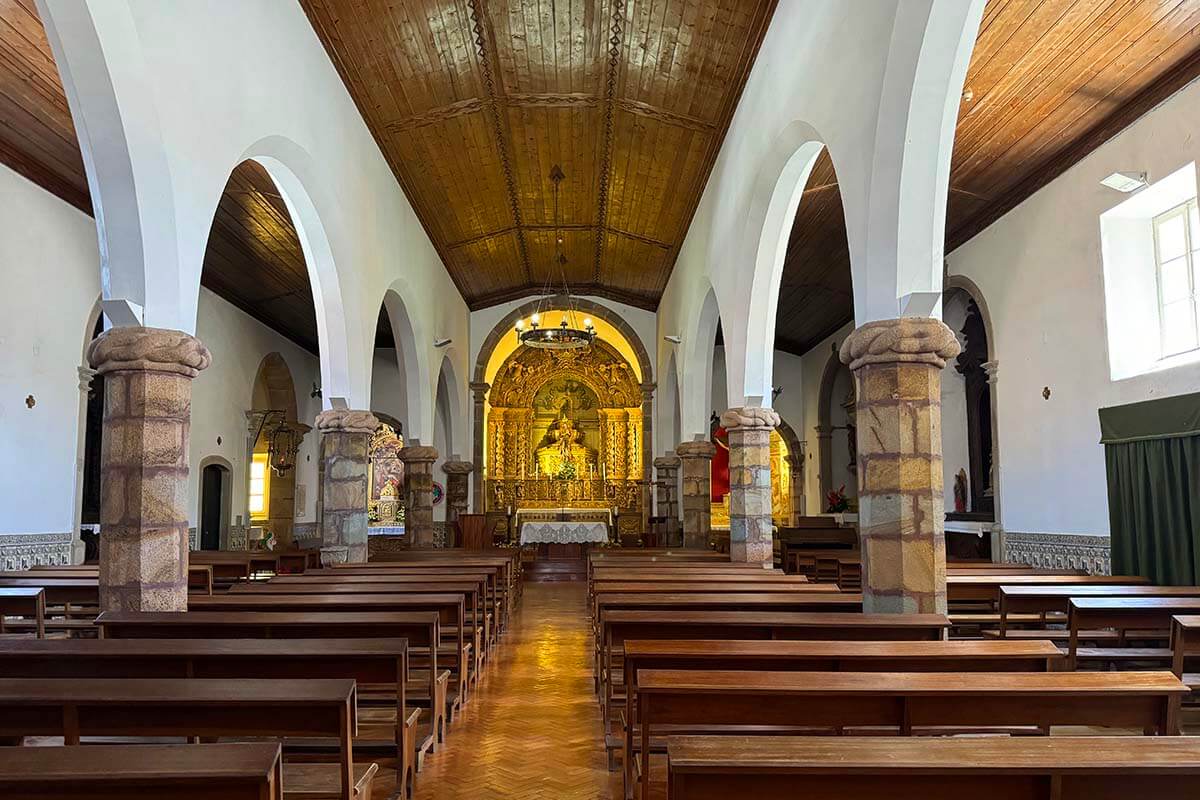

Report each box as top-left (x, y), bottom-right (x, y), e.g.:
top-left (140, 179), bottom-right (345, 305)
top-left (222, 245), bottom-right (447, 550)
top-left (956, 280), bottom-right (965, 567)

top-left (0, 162), bottom-right (326, 536)
top-left (944, 74), bottom-right (1200, 538)
top-left (658, 0), bottom-right (984, 421)
top-left (36, 0), bottom-right (471, 442)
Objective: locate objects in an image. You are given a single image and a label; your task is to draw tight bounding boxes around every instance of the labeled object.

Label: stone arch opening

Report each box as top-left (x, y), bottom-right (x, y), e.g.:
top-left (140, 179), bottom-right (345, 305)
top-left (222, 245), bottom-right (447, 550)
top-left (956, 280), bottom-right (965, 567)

top-left (197, 456), bottom-right (234, 551)
top-left (248, 353), bottom-right (304, 548)
top-left (817, 343), bottom-right (857, 511)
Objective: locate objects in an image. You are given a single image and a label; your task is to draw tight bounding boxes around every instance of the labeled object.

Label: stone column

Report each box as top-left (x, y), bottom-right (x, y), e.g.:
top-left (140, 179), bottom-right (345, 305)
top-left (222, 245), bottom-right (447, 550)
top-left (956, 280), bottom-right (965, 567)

top-left (441, 460), bottom-right (474, 526)
top-left (653, 454), bottom-right (681, 544)
top-left (469, 382), bottom-right (489, 511)
top-left (86, 326), bottom-right (211, 612)
top-left (399, 445), bottom-right (439, 548)
top-left (840, 317), bottom-right (960, 614)
top-left (676, 440), bottom-right (716, 549)
top-left (720, 407), bottom-right (780, 565)
top-left (315, 409), bottom-right (378, 565)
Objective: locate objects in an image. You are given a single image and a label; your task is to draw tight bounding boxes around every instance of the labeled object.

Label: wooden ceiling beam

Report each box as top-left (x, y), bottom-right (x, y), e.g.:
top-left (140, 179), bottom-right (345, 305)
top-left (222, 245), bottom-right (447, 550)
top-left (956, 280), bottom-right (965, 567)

top-left (466, 282), bottom-right (658, 314)
top-left (467, 0), bottom-right (531, 285)
top-left (591, 0), bottom-right (626, 285)
top-left (447, 222), bottom-right (671, 251)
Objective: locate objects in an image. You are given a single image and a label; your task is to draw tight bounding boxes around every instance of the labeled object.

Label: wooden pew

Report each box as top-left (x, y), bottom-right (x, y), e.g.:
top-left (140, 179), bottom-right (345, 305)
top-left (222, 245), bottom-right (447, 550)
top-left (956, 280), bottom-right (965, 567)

top-left (590, 583), bottom-right (840, 620)
top-left (95, 610), bottom-right (448, 752)
top-left (664, 735), bottom-right (1200, 800)
top-left (596, 609), bottom-right (948, 709)
top-left (948, 574), bottom-right (1149, 607)
top-left (1000, 585), bottom-right (1200, 637)
top-left (234, 578), bottom-right (491, 671)
top-left (0, 587), bottom-right (44, 638)
top-left (188, 593), bottom-right (472, 710)
top-left (294, 568), bottom-right (504, 641)
top-left (0, 742), bottom-right (284, 800)
top-left (617, 638), bottom-right (1062, 782)
top-left (332, 558), bottom-right (517, 627)
top-left (0, 637), bottom-right (418, 796)
top-left (1068, 597), bottom-right (1200, 670)
top-left (0, 678), bottom-right (376, 800)
top-left (264, 572), bottom-right (496, 645)
top-left (634, 669), bottom-right (1187, 799)
top-left (4, 565), bottom-right (215, 596)
top-left (1171, 615), bottom-right (1200, 693)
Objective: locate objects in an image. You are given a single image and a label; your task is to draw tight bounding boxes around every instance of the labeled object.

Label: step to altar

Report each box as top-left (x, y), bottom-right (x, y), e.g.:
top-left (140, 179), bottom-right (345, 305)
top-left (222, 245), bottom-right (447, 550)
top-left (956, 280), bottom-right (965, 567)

top-left (523, 559), bottom-right (585, 582)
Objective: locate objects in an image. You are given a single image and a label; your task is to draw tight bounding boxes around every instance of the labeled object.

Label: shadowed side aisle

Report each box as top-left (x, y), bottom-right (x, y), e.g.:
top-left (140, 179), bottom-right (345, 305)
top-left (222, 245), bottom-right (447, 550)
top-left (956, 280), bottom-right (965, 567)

top-left (394, 580), bottom-right (621, 800)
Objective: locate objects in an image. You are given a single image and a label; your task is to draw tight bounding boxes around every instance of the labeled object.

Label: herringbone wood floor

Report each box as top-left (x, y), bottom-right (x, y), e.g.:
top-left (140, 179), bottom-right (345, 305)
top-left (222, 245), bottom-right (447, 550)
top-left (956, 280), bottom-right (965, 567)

top-left (372, 581), bottom-right (626, 799)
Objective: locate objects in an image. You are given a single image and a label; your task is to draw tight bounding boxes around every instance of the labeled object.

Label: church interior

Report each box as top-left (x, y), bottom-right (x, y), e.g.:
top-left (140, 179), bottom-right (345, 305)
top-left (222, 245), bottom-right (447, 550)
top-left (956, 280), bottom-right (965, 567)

top-left (6, 0), bottom-right (1200, 798)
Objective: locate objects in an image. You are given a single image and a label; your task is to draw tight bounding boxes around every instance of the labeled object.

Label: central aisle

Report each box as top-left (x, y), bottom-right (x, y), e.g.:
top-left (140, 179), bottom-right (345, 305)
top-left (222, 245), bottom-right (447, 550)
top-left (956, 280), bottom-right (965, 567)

top-left (404, 580), bottom-right (622, 800)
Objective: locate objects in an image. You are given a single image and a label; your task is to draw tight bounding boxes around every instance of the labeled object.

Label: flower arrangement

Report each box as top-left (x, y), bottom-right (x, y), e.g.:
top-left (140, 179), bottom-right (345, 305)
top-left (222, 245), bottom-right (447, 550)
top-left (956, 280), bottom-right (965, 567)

top-left (555, 461), bottom-right (578, 481)
top-left (826, 485), bottom-right (849, 513)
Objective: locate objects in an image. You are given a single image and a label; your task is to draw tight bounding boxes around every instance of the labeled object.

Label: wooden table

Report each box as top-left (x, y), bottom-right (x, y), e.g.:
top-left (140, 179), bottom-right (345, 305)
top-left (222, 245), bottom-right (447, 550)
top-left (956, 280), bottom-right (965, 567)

top-left (948, 574), bottom-right (1148, 606)
top-left (0, 678), bottom-right (364, 800)
top-left (665, 735), bottom-right (1200, 800)
top-left (0, 587), bottom-right (44, 638)
top-left (617, 638), bottom-right (1062, 787)
top-left (636, 670), bottom-right (1186, 799)
top-left (1068, 597), bottom-right (1200, 669)
top-left (1000, 584), bottom-right (1200, 635)
top-left (0, 742), bottom-right (284, 799)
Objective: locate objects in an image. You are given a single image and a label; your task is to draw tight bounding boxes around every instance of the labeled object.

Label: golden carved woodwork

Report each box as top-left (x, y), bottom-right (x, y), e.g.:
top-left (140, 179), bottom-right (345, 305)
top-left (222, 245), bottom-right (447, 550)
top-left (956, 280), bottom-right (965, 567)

top-left (368, 424), bottom-right (405, 526)
top-left (485, 338), bottom-right (643, 515)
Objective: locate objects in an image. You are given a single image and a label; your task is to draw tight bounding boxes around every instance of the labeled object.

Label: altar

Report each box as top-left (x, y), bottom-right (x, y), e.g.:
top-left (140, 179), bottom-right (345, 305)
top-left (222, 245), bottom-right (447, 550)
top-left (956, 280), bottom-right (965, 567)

top-left (515, 508), bottom-right (612, 546)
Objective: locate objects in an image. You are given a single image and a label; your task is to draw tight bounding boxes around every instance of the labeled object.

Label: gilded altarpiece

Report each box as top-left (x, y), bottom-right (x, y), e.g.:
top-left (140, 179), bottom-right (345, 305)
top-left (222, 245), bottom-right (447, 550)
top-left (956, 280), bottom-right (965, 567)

top-left (486, 341), bottom-right (644, 528)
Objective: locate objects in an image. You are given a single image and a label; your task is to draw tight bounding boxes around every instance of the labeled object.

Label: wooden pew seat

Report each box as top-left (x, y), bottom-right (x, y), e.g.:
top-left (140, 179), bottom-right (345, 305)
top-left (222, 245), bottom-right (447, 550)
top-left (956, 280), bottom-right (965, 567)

top-left (664, 735), bottom-right (1200, 800)
top-left (0, 742), bottom-right (284, 799)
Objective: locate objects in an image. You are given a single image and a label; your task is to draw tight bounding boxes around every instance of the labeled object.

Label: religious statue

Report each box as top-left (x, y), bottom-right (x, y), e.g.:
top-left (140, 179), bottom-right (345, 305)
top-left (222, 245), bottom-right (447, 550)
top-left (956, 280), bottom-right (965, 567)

top-left (535, 415), bottom-right (598, 478)
top-left (954, 468), bottom-right (969, 513)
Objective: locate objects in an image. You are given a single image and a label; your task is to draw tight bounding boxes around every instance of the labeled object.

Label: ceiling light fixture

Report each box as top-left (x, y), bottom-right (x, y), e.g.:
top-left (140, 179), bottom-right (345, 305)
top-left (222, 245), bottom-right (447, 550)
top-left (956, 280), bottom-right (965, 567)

top-left (1100, 171), bottom-right (1148, 193)
top-left (514, 165), bottom-right (597, 351)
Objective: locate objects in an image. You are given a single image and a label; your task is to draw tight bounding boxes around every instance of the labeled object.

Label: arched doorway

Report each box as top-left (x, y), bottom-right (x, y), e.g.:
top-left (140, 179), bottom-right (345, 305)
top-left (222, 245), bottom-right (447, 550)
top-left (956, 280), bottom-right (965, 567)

top-left (817, 344), bottom-right (857, 512)
top-left (248, 353), bottom-right (305, 548)
top-left (198, 458), bottom-right (232, 551)
top-left (943, 278), bottom-right (998, 535)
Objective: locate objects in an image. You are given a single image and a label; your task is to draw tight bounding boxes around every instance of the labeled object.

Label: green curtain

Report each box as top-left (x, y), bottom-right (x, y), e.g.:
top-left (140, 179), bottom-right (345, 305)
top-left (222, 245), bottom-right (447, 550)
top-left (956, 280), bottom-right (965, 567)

top-left (1101, 393), bottom-right (1200, 585)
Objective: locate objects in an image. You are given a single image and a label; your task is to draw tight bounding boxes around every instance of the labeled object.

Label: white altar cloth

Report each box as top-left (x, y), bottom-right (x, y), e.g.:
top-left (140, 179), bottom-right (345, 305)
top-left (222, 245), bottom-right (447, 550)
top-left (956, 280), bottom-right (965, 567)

top-left (519, 520), bottom-right (609, 545)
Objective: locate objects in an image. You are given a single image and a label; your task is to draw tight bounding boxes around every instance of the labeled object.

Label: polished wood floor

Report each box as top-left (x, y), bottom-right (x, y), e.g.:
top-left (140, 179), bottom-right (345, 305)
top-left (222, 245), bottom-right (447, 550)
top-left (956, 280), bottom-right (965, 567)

top-left (374, 580), bottom-right (623, 799)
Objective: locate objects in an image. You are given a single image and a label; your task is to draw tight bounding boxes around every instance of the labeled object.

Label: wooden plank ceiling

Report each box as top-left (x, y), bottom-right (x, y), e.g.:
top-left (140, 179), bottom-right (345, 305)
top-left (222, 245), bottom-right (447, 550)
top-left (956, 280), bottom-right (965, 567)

top-left (299, 0), bottom-right (777, 311)
top-left (6, 1), bottom-right (1200, 356)
top-left (778, 0), bottom-right (1200, 354)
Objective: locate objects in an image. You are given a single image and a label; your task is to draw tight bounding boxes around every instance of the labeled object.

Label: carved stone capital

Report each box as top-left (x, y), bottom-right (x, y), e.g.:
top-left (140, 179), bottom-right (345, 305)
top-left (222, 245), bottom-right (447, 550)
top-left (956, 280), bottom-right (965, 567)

top-left (719, 406), bottom-right (781, 432)
top-left (469, 381), bottom-right (490, 400)
top-left (315, 409), bottom-right (379, 435)
top-left (87, 326), bottom-right (212, 378)
top-left (653, 455), bottom-right (681, 469)
top-left (441, 460), bottom-right (475, 475)
top-left (839, 317), bottom-right (961, 371)
top-left (398, 445), bottom-right (440, 464)
top-left (676, 440), bottom-right (716, 459)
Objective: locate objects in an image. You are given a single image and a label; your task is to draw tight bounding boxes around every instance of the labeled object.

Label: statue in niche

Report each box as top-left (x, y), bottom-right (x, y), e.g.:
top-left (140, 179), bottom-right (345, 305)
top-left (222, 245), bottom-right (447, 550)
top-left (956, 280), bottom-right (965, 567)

top-left (535, 415), bottom-right (598, 478)
top-left (954, 468), bottom-right (969, 513)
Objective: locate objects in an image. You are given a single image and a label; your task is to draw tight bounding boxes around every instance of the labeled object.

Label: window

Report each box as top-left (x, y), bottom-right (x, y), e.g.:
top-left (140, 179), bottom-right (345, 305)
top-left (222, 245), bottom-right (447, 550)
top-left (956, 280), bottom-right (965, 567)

top-left (249, 452), bottom-right (270, 519)
top-left (1153, 199), bottom-right (1200, 357)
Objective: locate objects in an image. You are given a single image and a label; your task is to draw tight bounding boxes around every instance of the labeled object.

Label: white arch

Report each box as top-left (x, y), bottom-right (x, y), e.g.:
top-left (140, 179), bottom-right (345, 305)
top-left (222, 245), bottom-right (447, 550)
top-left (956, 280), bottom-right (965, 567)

top-left (853, 0), bottom-right (986, 322)
top-left (735, 119), bottom-right (830, 405)
top-left (379, 287), bottom-right (432, 442)
top-left (36, 0), bottom-right (183, 328)
top-left (435, 353), bottom-right (465, 458)
top-left (660, 350), bottom-right (682, 451)
top-left (235, 135), bottom-right (365, 407)
top-left (678, 286), bottom-right (722, 439)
